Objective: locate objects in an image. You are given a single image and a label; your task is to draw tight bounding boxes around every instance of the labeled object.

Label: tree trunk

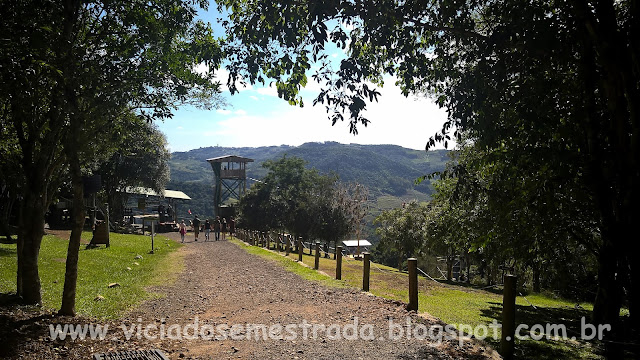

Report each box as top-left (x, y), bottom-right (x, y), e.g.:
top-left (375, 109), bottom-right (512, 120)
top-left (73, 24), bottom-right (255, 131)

top-left (630, 246), bottom-right (640, 333)
top-left (593, 239), bottom-right (623, 358)
top-left (574, 0), bottom-right (640, 346)
top-left (17, 187), bottom-right (48, 304)
top-left (16, 231), bottom-right (23, 298)
top-left (59, 148), bottom-right (85, 316)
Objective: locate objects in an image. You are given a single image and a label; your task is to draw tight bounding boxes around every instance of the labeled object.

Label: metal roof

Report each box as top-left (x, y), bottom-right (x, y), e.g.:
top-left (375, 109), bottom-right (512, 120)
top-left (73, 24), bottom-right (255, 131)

top-left (206, 155), bottom-right (254, 163)
top-left (342, 240), bottom-right (372, 247)
top-left (124, 187), bottom-right (192, 200)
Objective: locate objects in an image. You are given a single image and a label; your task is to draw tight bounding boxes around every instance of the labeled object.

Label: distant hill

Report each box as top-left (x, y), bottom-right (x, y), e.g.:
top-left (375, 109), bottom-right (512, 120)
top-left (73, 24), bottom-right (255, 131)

top-left (168, 142), bottom-right (449, 241)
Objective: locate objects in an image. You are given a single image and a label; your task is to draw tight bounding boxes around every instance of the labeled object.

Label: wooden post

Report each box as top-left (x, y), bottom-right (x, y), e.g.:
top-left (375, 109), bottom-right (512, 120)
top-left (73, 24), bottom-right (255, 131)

top-left (298, 237), bottom-right (303, 262)
top-left (105, 204), bottom-right (110, 247)
top-left (363, 252), bottom-right (370, 291)
top-left (501, 275), bottom-right (517, 360)
top-left (314, 242), bottom-right (320, 270)
top-left (407, 258), bottom-right (418, 311)
top-left (336, 246), bottom-right (343, 280)
top-left (150, 221), bottom-right (155, 254)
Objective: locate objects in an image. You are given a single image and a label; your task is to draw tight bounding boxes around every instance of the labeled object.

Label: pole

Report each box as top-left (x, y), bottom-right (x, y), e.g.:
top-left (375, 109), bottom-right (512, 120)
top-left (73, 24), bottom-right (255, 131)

top-left (298, 237), bottom-right (303, 262)
top-left (500, 275), bottom-right (517, 359)
top-left (314, 242), bottom-right (320, 270)
top-left (363, 252), bottom-right (370, 291)
top-left (336, 246), bottom-right (343, 280)
top-left (407, 258), bottom-right (418, 311)
top-left (105, 203), bottom-right (110, 247)
top-left (150, 220), bottom-right (155, 254)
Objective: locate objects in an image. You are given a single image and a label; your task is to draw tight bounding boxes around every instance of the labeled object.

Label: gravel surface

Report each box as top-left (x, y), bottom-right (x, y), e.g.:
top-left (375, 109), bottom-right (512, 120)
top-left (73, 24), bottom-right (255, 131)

top-left (1, 233), bottom-right (500, 359)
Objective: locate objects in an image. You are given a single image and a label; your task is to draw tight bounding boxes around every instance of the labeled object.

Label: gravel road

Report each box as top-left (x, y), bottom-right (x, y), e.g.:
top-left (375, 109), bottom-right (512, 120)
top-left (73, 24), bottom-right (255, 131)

top-left (1, 233), bottom-right (500, 359)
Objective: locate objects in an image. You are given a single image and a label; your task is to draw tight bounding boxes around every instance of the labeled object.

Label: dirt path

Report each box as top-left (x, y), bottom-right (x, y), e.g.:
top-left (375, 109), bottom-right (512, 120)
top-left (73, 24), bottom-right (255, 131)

top-left (119, 233), bottom-right (496, 359)
top-left (2, 234), bottom-right (498, 359)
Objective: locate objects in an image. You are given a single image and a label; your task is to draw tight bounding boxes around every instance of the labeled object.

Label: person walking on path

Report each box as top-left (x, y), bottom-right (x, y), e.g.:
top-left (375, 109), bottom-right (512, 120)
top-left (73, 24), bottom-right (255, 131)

top-left (204, 219), bottom-right (211, 241)
top-left (214, 216), bottom-right (221, 241)
top-left (229, 217), bottom-right (235, 238)
top-left (179, 220), bottom-right (187, 243)
top-left (221, 217), bottom-right (227, 240)
top-left (192, 215), bottom-right (201, 241)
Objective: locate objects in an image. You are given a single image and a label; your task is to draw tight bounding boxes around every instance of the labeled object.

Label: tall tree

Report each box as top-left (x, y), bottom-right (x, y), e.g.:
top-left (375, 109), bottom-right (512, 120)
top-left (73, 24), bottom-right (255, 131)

top-left (1, 0), bottom-right (70, 304)
top-left (374, 201), bottom-right (429, 271)
top-left (1, 0), bottom-right (223, 311)
top-left (218, 1), bottom-right (640, 350)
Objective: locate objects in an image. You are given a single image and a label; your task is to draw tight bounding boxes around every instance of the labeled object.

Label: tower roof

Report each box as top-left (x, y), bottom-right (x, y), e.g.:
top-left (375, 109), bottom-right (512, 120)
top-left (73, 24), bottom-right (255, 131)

top-left (206, 155), bottom-right (254, 163)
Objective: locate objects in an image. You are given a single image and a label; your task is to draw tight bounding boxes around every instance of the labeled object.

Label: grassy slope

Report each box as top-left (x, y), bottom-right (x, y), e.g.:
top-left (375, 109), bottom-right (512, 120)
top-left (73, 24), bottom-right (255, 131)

top-left (233, 238), bottom-right (602, 360)
top-left (0, 232), bottom-right (184, 319)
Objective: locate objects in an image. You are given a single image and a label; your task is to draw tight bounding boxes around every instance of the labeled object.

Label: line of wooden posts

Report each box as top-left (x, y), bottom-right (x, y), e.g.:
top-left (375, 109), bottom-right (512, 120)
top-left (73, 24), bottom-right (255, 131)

top-left (235, 229), bottom-right (518, 359)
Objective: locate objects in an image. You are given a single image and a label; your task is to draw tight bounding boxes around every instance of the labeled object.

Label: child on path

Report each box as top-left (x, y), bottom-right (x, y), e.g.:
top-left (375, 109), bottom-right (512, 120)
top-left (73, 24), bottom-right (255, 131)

top-left (179, 220), bottom-right (187, 243)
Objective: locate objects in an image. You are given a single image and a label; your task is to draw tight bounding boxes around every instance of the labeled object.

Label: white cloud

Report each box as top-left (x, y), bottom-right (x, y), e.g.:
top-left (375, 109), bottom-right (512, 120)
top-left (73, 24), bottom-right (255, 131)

top-left (256, 86), bottom-right (279, 97)
top-left (162, 76), bottom-right (451, 152)
top-left (176, 126), bottom-right (183, 130)
top-left (210, 76), bottom-right (450, 150)
top-left (249, 95), bottom-right (259, 101)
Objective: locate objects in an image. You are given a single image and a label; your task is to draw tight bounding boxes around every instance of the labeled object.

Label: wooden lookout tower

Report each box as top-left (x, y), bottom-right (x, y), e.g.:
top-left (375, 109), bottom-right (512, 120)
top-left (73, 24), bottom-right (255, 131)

top-left (206, 155), bottom-right (254, 218)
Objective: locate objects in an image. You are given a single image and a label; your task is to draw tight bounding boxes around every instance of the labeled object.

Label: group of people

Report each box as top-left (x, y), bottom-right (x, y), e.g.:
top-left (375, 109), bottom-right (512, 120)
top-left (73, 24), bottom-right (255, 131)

top-left (178, 215), bottom-right (234, 243)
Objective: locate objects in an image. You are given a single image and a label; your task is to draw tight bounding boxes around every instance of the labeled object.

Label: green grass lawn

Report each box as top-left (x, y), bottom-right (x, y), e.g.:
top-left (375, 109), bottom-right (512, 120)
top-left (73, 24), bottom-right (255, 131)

top-left (0, 231), bottom-right (183, 319)
top-left (235, 238), bottom-right (603, 360)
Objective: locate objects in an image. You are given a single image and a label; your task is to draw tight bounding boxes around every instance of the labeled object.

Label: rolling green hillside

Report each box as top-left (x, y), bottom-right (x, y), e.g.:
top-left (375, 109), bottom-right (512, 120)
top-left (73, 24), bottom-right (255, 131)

top-left (168, 142), bottom-right (449, 241)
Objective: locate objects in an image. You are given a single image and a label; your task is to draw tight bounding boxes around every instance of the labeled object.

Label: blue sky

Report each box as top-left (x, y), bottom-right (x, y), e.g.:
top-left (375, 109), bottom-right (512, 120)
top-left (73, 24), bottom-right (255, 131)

top-left (156, 5), bottom-right (449, 153)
